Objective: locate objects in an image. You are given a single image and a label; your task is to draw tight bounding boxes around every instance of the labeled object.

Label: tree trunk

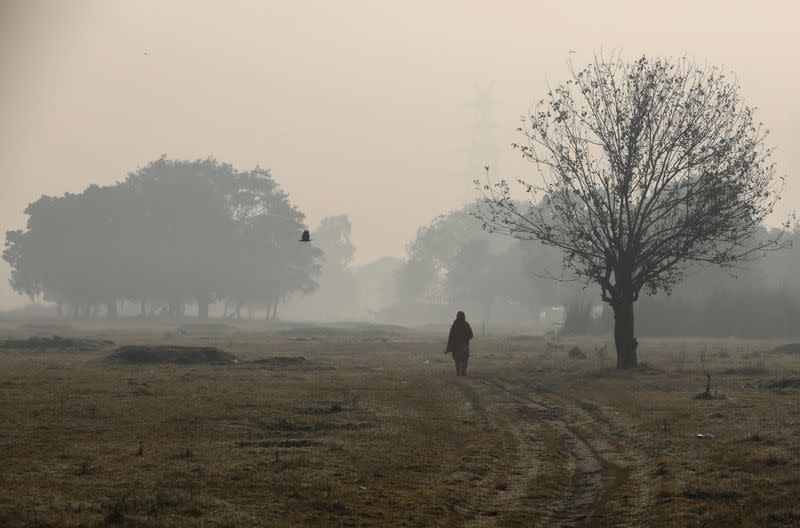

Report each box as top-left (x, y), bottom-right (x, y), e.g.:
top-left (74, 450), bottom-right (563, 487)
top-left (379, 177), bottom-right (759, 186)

top-left (612, 299), bottom-right (638, 369)
top-left (265, 303), bottom-right (272, 321)
top-left (106, 300), bottom-right (117, 319)
top-left (140, 299), bottom-right (146, 317)
top-left (271, 302), bottom-right (278, 320)
top-left (196, 297), bottom-right (210, 320)
top-left (56, 301), bottom-right (63, 319)
top-left (227, 302), bottom-right (243, 320)
top-left (168, 300), bottom-right (181, 319)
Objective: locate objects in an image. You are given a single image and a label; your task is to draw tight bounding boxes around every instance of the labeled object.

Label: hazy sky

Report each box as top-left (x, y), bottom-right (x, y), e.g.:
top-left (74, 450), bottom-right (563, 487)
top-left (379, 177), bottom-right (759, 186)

top-left (1, 0), bottom-right (798, 307)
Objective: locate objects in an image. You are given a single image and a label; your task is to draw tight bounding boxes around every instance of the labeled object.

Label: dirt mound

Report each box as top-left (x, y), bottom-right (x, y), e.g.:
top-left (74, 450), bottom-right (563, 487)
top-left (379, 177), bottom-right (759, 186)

top-left (771, 343), bottom-right (800, 355)
top-left (568, 346), bottom-right (587, 359)
top-left (0, 335), bottom-right (113, 352)
top-left (767, 378), bottom-right (800, 389)
top-left (249, 356), bottom-right (308, 367)
top-left (178, 323), bottom-right (237, 335)
top-left (107, 345), bottom-right (238, 365)
top-left (19, 322), bottom-right (72, 331)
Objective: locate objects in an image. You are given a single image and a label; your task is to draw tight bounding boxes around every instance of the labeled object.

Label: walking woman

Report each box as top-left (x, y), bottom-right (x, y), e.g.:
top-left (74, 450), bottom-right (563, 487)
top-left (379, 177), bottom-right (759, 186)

top-left (445, 311), bottom-right (473, 376)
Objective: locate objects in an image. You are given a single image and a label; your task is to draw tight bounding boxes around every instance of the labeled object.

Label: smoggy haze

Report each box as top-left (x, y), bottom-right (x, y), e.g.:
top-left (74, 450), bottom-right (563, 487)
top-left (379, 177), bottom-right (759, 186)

top-left (1, 0), bottom-right (798, 308)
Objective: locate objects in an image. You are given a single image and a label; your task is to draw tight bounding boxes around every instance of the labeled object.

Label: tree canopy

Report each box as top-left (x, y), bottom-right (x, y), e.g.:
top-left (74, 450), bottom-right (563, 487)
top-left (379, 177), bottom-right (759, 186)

top-left (393, 203), bottom-right (566, 327)
top-left (3, 157), bottom-right (321, 318)
top-left (281, 214), bottom-right (360, 321)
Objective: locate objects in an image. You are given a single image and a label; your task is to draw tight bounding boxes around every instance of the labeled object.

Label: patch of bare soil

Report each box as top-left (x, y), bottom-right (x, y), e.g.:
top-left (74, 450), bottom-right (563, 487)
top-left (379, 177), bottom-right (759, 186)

top-left (0, 335), bottom-right (114, 352)
top-left (771, 343), bottom-right (800, 355)
top-left (276, 323), bottom-right (405, 340)
top-left (766, 377), bottom-right (800, 389)
top-left (249, 356), bottom-right (308, 368)
top-left (106, 345), bottom-right (238, 364)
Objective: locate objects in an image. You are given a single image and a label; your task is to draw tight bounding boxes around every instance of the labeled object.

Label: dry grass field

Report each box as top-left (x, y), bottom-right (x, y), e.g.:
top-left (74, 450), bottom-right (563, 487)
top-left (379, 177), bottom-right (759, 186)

top-left (1, 321), bottom-right (800, 527)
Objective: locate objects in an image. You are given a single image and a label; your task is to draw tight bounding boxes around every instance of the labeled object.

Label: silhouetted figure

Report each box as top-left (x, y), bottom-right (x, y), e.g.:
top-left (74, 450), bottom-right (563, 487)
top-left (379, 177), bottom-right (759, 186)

top-left (445, 311), bottom-right (473, 376)
top-left (300, 229), bottom-right (311, 242)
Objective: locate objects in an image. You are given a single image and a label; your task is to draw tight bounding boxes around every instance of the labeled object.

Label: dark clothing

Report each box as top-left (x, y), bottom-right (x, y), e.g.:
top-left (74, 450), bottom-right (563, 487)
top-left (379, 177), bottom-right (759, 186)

top-left (446, 317), bottom-right (474, 353)
top-left (452, 342), bottom-right (470, 376)
top-left (447, 313), bottom-right (473, 376)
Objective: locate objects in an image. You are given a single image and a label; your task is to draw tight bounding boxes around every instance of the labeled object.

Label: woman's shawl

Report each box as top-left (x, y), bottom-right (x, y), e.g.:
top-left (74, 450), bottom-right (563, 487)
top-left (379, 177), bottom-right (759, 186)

top-left (446, 316), bottom-right (473, 353)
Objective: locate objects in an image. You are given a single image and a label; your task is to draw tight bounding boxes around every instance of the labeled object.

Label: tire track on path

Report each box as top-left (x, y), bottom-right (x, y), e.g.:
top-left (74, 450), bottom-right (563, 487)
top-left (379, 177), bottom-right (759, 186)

top-left (464, 377), bottom-right (650, 527)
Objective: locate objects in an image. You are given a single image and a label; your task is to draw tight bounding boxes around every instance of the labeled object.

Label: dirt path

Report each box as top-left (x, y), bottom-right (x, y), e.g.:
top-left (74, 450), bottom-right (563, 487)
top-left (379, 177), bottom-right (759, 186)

top-left (456, 376), bottom-right (652, 527)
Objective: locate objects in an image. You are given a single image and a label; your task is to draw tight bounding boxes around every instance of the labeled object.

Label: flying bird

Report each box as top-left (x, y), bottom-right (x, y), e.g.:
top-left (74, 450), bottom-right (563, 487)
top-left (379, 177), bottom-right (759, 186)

top-left (568, 50), bottom-right (576, 54)
top-left (300, 230), bottom-right (311, 242)
top-left (484, 165), bottom-right (490, 171)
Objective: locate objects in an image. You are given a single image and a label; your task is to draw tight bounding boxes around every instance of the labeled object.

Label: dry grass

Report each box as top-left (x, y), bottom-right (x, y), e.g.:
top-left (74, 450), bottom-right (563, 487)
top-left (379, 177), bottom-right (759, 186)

top-left (1, 323), bottom-right (800, 526)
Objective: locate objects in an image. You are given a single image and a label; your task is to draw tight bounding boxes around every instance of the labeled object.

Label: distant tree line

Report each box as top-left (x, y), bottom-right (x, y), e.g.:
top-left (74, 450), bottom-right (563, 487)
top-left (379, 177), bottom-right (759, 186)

top-left (386, 203), bottom-right (571, 329)
top-left (278, 214), bottom-right (404, 322)
top-left (389, 202), bottom-right (800, 340)
top-left (3, 157), bottom-right (322, 319)
top-left (281, 215), bottom-right (360, 320)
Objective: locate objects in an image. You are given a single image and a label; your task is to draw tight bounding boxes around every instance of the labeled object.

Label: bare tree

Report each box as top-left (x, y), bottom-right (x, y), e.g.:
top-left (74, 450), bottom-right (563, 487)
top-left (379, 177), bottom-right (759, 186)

top-left (476, 55), bottom-right (790, 368)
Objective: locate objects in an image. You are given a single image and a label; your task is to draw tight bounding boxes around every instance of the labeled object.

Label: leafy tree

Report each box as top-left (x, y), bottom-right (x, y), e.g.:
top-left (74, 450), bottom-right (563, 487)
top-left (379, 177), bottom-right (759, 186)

top-left (4, 185), bottom-right (135, 317)
top-left (123, 157), bottom-right (242, 317)
top-left (283, 215), bottom-right (356, 320)
top-left (396, 206), bottom-right (497, 306)
top-left (353, 256), bottom-right (404, 316)
top-left (477, 56), bottom-right (789, 368)
top-left (394, 203), bottom-right (564, 326)
top-left (3, 156), bottom-right (320, 319)
top-left (315, 215), bottom-right (356, 269)
top-left (445, 239), bottom-right (496, 329)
